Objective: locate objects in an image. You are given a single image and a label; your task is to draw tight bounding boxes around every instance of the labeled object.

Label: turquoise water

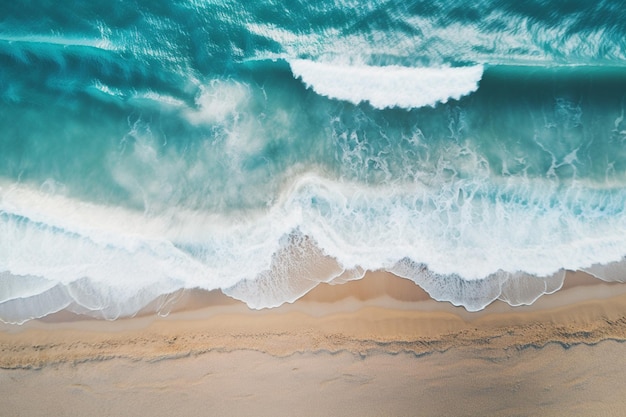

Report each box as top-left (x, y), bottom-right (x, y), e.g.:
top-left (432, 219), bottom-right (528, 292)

top-left (2, 0), bottom-right (626, 322)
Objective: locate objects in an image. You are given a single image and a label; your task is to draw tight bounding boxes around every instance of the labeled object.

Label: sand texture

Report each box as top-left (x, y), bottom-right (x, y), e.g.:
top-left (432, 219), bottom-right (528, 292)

top-left (2, 272), bottom-right (626, 416)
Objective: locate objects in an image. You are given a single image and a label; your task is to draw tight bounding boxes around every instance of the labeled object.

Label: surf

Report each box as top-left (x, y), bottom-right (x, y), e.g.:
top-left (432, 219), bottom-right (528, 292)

top-left (289, 59), bottom-right (484, 109)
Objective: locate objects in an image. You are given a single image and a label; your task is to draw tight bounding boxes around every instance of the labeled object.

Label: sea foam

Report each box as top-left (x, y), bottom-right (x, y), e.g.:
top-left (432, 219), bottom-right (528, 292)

top-left (3, 171), bottom-right (626, 322)
top-left (289, 60), bottom-right (483, 109)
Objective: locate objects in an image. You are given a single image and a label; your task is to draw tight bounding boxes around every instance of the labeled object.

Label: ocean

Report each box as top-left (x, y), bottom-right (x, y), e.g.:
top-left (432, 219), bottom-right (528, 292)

top-left (1, 0), bottom-right (626, 323)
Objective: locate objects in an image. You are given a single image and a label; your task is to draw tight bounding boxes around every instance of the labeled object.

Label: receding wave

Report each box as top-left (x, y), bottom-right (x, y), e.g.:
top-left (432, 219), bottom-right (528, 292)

top-left (3, 171), bottom-right (626, 323)
top-left (289, 60), bottom-right (484, 109)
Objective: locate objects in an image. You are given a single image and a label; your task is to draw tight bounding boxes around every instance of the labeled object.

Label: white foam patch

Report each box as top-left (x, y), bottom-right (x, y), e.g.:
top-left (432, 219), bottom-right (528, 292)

top-left (289, 59), bottom-right (483, 109)
top-left (185, 80), bottom-right (249, 124)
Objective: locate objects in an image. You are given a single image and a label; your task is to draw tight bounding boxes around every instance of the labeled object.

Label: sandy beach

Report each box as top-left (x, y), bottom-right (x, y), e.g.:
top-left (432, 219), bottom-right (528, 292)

top-left (5, 0), bottom-right (626, 415)
top-left (2, 271), bottom-right (626, 416)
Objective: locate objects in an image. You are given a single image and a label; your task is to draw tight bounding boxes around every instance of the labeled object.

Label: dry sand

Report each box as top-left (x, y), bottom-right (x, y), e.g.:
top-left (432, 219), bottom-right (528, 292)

top-left (2, 271), bottom-right (626, 416)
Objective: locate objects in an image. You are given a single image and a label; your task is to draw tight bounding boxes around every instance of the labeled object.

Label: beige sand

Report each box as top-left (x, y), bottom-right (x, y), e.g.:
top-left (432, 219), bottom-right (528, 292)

top-left (2, 271), bottom-right (626, 416)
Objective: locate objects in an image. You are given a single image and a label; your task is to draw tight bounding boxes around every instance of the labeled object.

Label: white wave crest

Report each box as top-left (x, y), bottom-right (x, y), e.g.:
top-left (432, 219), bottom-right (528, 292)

top-left (289, 60), bottom-right (483, 109)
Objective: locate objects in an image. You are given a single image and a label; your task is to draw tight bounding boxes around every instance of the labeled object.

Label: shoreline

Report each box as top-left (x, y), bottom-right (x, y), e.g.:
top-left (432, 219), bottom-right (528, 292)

top-left (2, 270), bottom-right (626, 368)
top-left (4, 271), bottom-right (626, 416)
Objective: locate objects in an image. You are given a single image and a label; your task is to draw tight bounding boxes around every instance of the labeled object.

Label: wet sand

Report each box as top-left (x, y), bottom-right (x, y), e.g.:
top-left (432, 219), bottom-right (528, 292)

top-left (2, 271), bottom-right (626, 416)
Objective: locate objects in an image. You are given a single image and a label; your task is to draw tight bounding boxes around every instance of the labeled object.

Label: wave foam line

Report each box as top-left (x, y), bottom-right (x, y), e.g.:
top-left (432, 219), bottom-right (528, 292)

top-left (289, 59), bottom-right (483, 109)
top-left (3, 175), bottom-right (626, 323)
